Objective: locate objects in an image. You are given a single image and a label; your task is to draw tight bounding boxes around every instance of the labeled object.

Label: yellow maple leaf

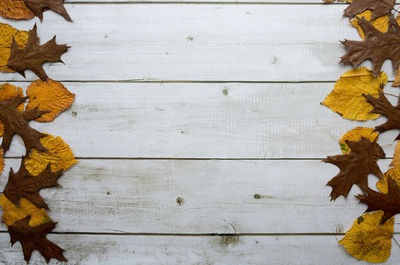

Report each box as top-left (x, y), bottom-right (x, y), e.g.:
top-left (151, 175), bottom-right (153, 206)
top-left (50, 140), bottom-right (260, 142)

top-left (339, 127), bottom-right (378, 154)
top-left (0, 84), bottom-right (24, 136)
top-left (0, 195), bottom-right (50, 226)
top-left (321, 67), bottom-right (387, 121)
top-left (26, 79), bottom-right (75, 122)
top-left (0, 0), bottom-right (34, 20)
top-left (339, 211), bottom-right (394, 263)
top-left (350, 11), bottom-right (389, 39)
top-left (0, 23), bottom-right (29, 73)
top-left (24, 134), bottom-right (78, 176)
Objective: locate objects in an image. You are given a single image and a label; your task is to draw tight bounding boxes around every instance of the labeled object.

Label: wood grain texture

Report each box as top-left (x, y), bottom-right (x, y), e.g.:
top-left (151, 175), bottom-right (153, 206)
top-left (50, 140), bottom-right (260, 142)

top-left (0, 4), bottom-right (392, 82)
top-left (0, 158), bottom-right (394, 234)
top-left (2, 234), bottom-right (400, 265)
top-left (2, 82), bottom-right (398, 159)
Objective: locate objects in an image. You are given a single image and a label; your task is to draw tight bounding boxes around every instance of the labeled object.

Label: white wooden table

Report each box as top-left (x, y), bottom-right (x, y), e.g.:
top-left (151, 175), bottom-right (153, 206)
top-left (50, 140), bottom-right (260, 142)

top-left (0, 1), bottom-right (399, 264)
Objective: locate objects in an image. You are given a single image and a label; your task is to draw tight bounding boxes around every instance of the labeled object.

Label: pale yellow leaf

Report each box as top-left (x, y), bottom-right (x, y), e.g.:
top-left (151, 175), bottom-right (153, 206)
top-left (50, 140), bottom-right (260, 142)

top-left (321, 67), bottom-right (387, 120)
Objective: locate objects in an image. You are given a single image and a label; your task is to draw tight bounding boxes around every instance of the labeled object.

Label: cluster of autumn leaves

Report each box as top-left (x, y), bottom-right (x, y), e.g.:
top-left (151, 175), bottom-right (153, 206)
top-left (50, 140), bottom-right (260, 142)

top-left (323, 0), bottom-right (400, 263)
top-left (0, 1), bottom-right (77, 263)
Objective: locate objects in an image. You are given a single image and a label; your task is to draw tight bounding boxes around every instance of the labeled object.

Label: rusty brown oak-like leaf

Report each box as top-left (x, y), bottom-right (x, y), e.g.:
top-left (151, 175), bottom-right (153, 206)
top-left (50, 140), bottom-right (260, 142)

top-left (324, 137), bottom-right (385, 200)
top-left (364, 91), bottom-right (400, 140)
top-left (344, 0), bottom-right (395, 21)
top-left (7, 24), bottom-right (69, 81)
top-left (357, 177), bottom-right (400, 225)
top-left (341, 15), bottom-right (400, 77)
top-left (0, 95), bottom-right (48, 154)
top-left (23, 0), bottom-right (71, 22)
top-left (3, 159), bottom-right (63, 210)
top-left (9, 216), bottom-right (66, 263)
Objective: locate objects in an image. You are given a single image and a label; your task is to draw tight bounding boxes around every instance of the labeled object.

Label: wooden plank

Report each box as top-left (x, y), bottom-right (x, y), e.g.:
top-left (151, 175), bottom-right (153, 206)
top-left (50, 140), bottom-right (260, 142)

top-left (0, 159), bottom-right (394, 234)
top-left (0, 4), bottom-right (388, 82)
top-left (2, 82), bottom-right (398, 158)
top-left (1, 234), bottom-right (400, 265)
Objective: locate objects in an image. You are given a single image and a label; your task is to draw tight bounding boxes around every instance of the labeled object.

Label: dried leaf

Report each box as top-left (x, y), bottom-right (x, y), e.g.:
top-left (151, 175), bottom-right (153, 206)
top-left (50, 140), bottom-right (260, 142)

top-left (364, 91), bottom-right (400, 140)
top-left (393, 68), bottom-right (400, 87)
top-left (324, 137), bottom-right (385, 200)
top-left (391, 142), bottom-right (400, 167)
top-left (23, 0), bottom-right (71, 22)
top-left (0, 0), bottom-right (34, 20)
top-left (341, 15), bottom-right (400, 77)
top-left (0, 95), bottom-right (47, 154)
top-left (350, 11), bottom-right (389, 39)
top-left (339, 211), bottom-right (394, 263)
top-left (376, 167), bottom-right (400, 194)
top-left (25, 134), bottom-right (78, 176)
top-left (321, 67), bottom-right (387, 120)
top-left (0, 195), bottom-right (49, 226)
top-left (3, 159), bottom-right (63, 209)
top-left (0, 84), bottom-right (24, 136)
top-left (7, 24), bottom-right (69, 81)
top-left (357, 177), bottom-right (400, 225)
top-left (26, 79), bottom-right (75, 122)
top-left (0, 23), bottom-right (28, 73)
top-left (344, 0), bottom-right (395, 21)
top-left (339, 127), bottom-right (378, 154)
top-left (9, 216), bottom-right (66, 263)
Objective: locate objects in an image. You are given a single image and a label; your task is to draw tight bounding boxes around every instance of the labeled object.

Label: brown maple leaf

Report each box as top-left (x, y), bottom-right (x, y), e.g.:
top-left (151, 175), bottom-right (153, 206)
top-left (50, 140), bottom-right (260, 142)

top-left (3, 159), bottom-right (62, 210)
top-left (23, 0), bottom-right (71, 22)
top-left (341, 15), bottom-right (400, 77)
top-left (357, 177), bottom-right (400, 225)
top-left (344, 0), bottom-right (395, 21)
top-left (9, 216), bottom-right (66, 263)
top-left (0, 95), bottom-right (48, 154)
top-left (364, 91), bottom-right (400, 140)
top-left (7, 24), bottom-right (69, 81)
top-left (324, 137), bottom-right (385, 200)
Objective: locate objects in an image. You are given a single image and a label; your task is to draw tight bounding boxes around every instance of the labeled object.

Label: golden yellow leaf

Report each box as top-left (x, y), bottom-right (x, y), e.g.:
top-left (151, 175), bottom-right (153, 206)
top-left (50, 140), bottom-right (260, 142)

top-left (26, 79), bottom-right (75, 122)
top-left (376, 167), bottom-right (400, 194)
top-left (0, 84), bottom-right (24, 136)
top-left (339, 211), bottom-right (394, 263)
top-left (0, 195), bottom-right (49, 226)
top-left (0, 23), bottom-right (29, 73)
top-left (339, 127), bottom-right (378, 154)
top-left (0, 0), bottom-right (34, 20)
top-left (321, 67), bottom-right (387, 120)
top-left (25, 134), bottom-right (78, 176)
top-left (350, 11), bottom-right (389, 39)
top-left (390, 141), bottom-right (400, 167)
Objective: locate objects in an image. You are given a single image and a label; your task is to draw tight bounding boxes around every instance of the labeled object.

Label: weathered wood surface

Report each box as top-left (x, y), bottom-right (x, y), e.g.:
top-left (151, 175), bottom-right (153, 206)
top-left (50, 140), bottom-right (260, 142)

top-left (2, 82), bottom-right (398, 158)
top-left (0, 4), bottom-right (396, 82)
top-left (0, 159), bottom-right (394, 234)
top-left (2, 234), bottom-right (400, 265)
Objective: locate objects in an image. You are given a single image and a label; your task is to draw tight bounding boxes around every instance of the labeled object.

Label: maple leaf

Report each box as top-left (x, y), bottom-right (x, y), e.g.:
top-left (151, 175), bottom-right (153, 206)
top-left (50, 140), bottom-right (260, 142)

top-left (8, 216), bottom-right (66, 263)
top-left (364, 91), bottom-right (400, 140)
top-left (324, 137), bottom-right (385, 200)
top-left (23, 0), bottom-right (71, 22)
top-left (339, 211), bottom-right (394, 263)
top-left (357, 177), bottom-right (400, 225)
top-left (7, 24), bottom-right (69, 81)
top-left (3, 158), bottom-right (62, 210)
top-left (341, 15), bottom-right (400, 77)
top-left (344, 0), bottom-right (395, 21)
top-left (0, 95), bottom-right (48, 154)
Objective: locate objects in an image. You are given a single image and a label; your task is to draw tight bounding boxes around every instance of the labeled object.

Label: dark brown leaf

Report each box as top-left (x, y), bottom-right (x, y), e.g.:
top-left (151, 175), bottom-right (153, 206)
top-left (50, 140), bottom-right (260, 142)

top-left (364, 91), bottom-right (400, 139)
top-left (0, 95), bottom-right (48, 154)
top-left (9, 216), bottom-right (66, 263)
top-left (23, 0), bottom-right (71, 21)
top-left (3, 159), bottom-right (62, 210)
top-left (357, 177), bottom-right (400, 225)
top-left (341, 15), bottom-right (400, 76)
top-left (324, 137), bottom-right (385, 200)
top-left (7, 24), bottom-right (69, 81)
top-left (344, 0), bottom-right (395, 21)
